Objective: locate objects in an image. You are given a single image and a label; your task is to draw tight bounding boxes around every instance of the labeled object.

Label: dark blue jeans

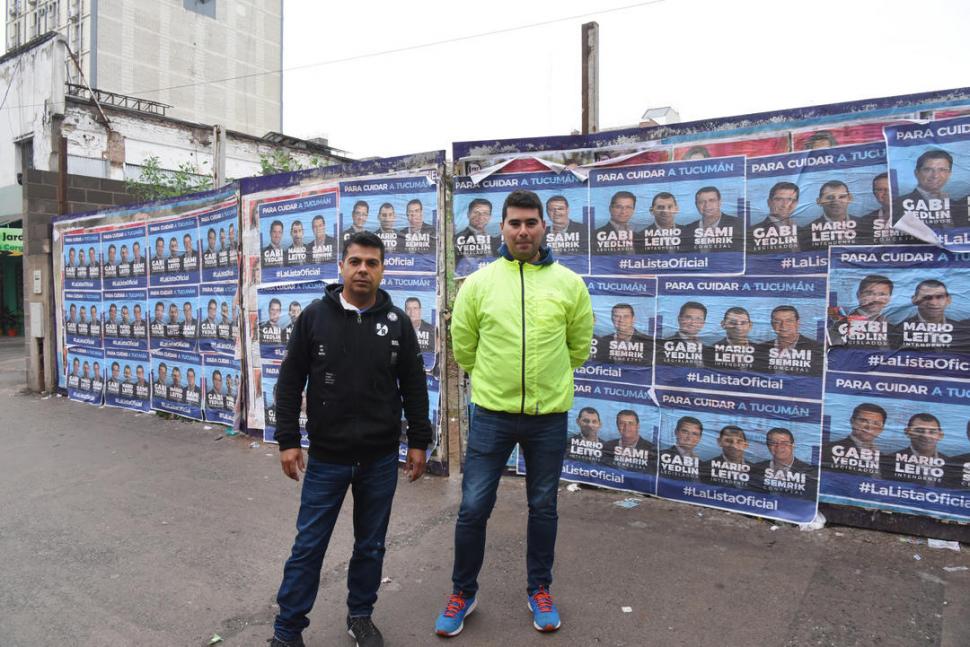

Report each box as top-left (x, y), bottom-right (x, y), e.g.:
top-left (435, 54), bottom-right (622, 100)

top-left (452, 405), bottom-right (568, 596)
top-left (273, 451), bottom-right (398, 642)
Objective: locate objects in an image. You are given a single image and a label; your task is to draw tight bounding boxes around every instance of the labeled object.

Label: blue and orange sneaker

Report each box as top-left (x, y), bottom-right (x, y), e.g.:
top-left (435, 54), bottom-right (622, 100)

top-left (435, 592), bottom-right (477, 637)
top-left (528, 586), bottom-right (561, 632)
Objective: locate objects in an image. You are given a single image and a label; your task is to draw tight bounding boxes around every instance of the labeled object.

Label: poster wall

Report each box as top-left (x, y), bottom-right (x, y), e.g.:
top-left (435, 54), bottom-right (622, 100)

top-left (63, 290), bottom-right (103, 348)
top-left (257, 189), bottom-right (339, 284)
top-left (104, 348), bottom-right (152, 412)
top-left (655, 276), bottom-right (826, 400)
top-left (821, 372), bottom-right (970, 522)
top-left (255, 280), bottom-right (327, 362)
top-left (381, 274), bottom-right (438, 373)
top-left (200, 204), bottom-right (241, 284)
top-left (199, 283), bottom-right (240, 355)
top-left (261, 362), bottom-right (308, 448)
top-left (151, 348), bottom-right (204, 421)
top-left (577, 277), bottom-right (656, 386)
top-left (148, 286), bottom-right (200, 352)
top-left (101, 224), bottom-right (148, 289)
top-left (203, 354), bottom-right (241, 425)
top-left (63, 232), bottom-right (102, 290)
top-left (587, 156), bottom-right (746, 275)
top-left (102, 289), bottom-right (149, 351)
top-left (654, 388), bottom-right (821, 523)
top-left (148, 216), bottom-right (200, 286)
top-left (66, 346), bottom-right (105, 406)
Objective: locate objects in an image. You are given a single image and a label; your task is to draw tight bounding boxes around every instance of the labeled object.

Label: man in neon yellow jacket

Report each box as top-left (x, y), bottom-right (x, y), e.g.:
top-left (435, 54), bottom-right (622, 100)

top-left (435, 189), bottom-right (593, 638)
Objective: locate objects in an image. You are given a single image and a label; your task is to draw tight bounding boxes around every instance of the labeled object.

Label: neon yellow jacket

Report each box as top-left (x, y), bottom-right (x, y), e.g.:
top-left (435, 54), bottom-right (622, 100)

top-left (451, 249), bottom-right (593, 414)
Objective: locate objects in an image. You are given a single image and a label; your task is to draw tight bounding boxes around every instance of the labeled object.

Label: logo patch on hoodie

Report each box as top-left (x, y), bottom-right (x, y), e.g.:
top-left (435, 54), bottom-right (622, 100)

top-left (375, 323), bottom-right (389, 337)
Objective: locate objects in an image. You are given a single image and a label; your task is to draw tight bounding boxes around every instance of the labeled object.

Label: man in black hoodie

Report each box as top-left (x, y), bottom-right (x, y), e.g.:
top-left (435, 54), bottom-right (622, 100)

top-left (269, 231), bottom-right (431, 647)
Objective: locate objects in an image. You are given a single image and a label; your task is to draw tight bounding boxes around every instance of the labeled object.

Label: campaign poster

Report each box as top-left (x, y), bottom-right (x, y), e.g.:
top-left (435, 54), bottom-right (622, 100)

top-left (103, 348), bottom-right (151, 412)
top-left (654, 388), bottom-right (821, 523)
top-left (453, 172), bottom-right (589, 275)
top-left (261, 362), bottom-right (308, 448)
top-left (63, 232), bottom-right (102, 290)
top-left (101, 224), bottom-right (148, 289)
top-left (826, 245), bottom-right (970, 380)
top-left (587, 156), bottom-right (745, 275)
top-left (821, 372), bottom-right (970, 522)
top-left (102, 289), bottom-right (148, 351)
top-left (399, 375), bottom-right (440, 461)
top-left (257, 189), bottom-right (339, 283)
top-left (791, 120), bottom-right (908, 151)
top-left (256, 280), bottom-right (326, 362)
top-left (203, 353), bottom-right (241, 425)
top-left (546, 379), bottom-right (659, 495)
top-left (672, 135), bottom-right (789, 161)
top-left (147, 285), bottom-right (200, 352)
top-left (382, 274), bottom-right (437, 372)
top-left (199, 283), bottom-right (240, 355)
top-left (886, 116), bottom-right (970, 249)
top-left (339, 176), bottom-right (437, 273)
top-left (655, 276), bottom-right (826, 400)
top-left (199, 204), bottom-right (240, 283)
top-left (452, 177), bottom-right (502, 277)
top-left (147, 216), bottom-right (200, 287)
top-left (577, 277), bottom-right (656, 386)
top-left (66, 346), bottom-right (105, 406)
top-left (746, 142), bottom-right (897, 275)
top-left (63, 290), bottom-right (103, 348)
top-left (151, 348), bottom-right (204, 420)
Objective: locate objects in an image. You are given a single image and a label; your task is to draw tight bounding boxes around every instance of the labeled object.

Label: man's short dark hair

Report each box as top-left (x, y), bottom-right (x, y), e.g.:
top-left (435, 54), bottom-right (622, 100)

top-left (269, 298), bottom-right (282, 309)
top-left (916, 149), bottom-right (953, 171)
top-left (695, 186), bottom-right (721, 200)
top-left (611, 303), bottom-right (634, 316)
top-left (407, 198), bottom-right (423, 210)
top-left (769, 181), bottom-right (800, 200)
top-left (679, 301), bottom-right (707, 318)
top-left (502, 190), bottom-right (543, 222)
top-left (767, 427), bottom-right (794, 444)
top-left (872, 171), bottom-right (889, 186)
top-left (805, 131), bottom-right (838, 148)
top-left (818, 180), bottom-right (849, 198)
top-left (378, 202), bottom-right (394, 213)
top-left (111, 361), bottom-right (120, 370)
top-left (609, 191), bottom-right (637, 208)
top-left (545, 195), bottom-right (569, 210)
top-left (342, 230), bottom-right (385, 262)
top-left (907, 413), bottom-right (941, 429)
top-left (651, 191), bottom-right (677, 207)
top-left (722, 306), bottom-right (750, 321)
top-left (270, 220), bottom-right (284, 232)
top-left (578, 406), bottom-right (601, 420)
top-left (212, 369), bottom-right (222, 381)
top-left (852, 402), bottom-right (887, 424)
top-left (208, 299), bottom-right (218, 308)
top-left (467, 198), bottom-right (492, 216)
top-left (914, 278), bottom-right (948, 297)
top-left (312, 215), bottom-right (325, 226)
top-left (857, 274), bottom-right (893, 295)
top-left (617, 409), bottom-right (639, 424)
top-left (405, 297), bottom-right (421, 307)
top-left (675, 415), bottom-right (703, 433)
top-left (771, 305), bottom-right (800, 320)
top-left (353, 200), bottom-right (369, 212)
top-left (719, 425), bottom-right (746, 440)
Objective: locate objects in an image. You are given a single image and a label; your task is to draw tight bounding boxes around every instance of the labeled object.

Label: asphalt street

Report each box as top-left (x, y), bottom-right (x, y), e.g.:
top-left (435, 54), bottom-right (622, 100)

top-left (0, 337), bottom-right (968, 646)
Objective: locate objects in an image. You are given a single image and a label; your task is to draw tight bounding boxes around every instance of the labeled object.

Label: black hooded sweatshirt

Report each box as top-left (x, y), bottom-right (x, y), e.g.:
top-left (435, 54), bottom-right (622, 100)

top-left (274, 283), bottom-right (431, 463)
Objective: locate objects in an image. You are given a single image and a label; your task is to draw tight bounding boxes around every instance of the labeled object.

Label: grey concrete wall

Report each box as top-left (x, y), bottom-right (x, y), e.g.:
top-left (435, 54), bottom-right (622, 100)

top-left (21, 168), bottom-right (137, 391)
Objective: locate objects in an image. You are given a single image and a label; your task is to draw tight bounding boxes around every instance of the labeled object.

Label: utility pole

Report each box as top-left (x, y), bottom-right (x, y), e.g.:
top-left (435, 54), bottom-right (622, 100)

top-left (581, 21), bottom-right (599, 135)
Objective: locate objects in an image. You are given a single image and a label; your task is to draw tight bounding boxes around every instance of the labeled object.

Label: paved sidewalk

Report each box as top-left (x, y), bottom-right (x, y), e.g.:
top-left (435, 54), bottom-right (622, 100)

top-left (0, 378), bottom-right (968, 646)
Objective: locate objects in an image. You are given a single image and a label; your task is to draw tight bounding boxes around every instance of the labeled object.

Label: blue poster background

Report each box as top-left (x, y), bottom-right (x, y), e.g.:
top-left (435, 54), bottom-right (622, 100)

top-left (151, 348), bottom-right (204, 420)
top-left (262, 362), bottom-right (308, 448)
top-left (63, 232), bottom-right (102, 290)
top-left (101, 224), bottom-right (148, 289)
top-left (588, 156), bottom-right (745, 275)
top-left (821, 372), bottom-right (970, 522)
top-left (655, 388), bottom-right (821, 523)
top-left (147, 216), bottom-right (201, 287)
top-left (66, 345), bottom-right (104, 406)
top-left (203, 354), bottom-right (240, 425)
top-left (102, 289), bottom-right (148, 351)
top-left (655, 277), bottom-right (826, 400)
top-left (103, 348), bottom-right (151, 412)
top-left (198, 283), bottom-right (239, 355)
top-left (199, 205), bottom-right (241, 283)
top-left (257, 192), bottom-right (339, 283)
top-left (147, 285), bottom-right (200, 352)
top-left (256, 280), bottom-right (326, 362)
top-left (382, 274), bottom-right (437, 373)
top-left (63, 290), bottom-right (103, 348)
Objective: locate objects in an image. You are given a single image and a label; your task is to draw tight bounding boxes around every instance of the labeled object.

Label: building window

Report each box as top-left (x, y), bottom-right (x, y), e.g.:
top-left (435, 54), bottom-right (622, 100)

top-left (183, 0), bottom-right (216, 19)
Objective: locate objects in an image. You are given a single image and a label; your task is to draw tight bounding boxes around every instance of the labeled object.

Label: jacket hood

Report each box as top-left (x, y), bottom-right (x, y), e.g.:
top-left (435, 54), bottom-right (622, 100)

top-left (497, 242), bottom-right (556, 266)
top-left (325, 282), bottom-right (393, 314)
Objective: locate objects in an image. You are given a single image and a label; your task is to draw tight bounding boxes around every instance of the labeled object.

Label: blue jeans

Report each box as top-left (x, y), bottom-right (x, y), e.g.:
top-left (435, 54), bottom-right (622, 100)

top-left (452, 405), bottom-right (568, 596)
top-left (273, 451), bottom-right (398, 642)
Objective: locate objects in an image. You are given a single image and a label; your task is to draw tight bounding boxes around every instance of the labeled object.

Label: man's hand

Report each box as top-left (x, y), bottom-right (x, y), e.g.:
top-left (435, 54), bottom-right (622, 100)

top-left (403, 448), bottom-right (427, 482)
top-left (280, 448), bottom-right (306, 482)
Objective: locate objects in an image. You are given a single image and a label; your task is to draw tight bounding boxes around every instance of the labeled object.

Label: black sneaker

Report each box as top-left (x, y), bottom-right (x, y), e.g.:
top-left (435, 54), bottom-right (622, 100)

top-left (347, 615), bottom-right (384, 647)
top-left (267, 637), bottom-right (305, 647)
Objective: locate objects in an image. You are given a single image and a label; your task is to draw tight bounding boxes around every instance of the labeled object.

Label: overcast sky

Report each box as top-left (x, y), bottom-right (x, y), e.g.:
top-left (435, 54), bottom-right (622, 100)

top-left (283, 0), bottom-right (970, 159)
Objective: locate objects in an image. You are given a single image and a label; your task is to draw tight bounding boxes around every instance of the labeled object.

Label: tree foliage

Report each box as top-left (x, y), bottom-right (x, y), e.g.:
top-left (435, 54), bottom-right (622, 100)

top-left (258, 149), bottom-right (322, 175)
top-left (126, 156), bottom-right (213, 202)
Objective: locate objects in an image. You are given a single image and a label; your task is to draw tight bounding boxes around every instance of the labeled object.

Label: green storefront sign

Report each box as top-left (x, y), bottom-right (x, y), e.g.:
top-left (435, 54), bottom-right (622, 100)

top-left (0, 227), bottom-right (22, 254)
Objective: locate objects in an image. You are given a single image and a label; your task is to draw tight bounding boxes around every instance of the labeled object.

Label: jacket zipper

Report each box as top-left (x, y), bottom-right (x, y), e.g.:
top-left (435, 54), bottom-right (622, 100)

top-left (519, 262), bottom-right (526, 415)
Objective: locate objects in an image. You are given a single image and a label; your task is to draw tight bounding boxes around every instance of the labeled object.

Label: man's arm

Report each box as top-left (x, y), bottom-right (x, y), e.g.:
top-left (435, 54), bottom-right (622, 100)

top-left (450, 277), bottom-right (480, 373)
top-left (565, 276), bottom-right (594, 369)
